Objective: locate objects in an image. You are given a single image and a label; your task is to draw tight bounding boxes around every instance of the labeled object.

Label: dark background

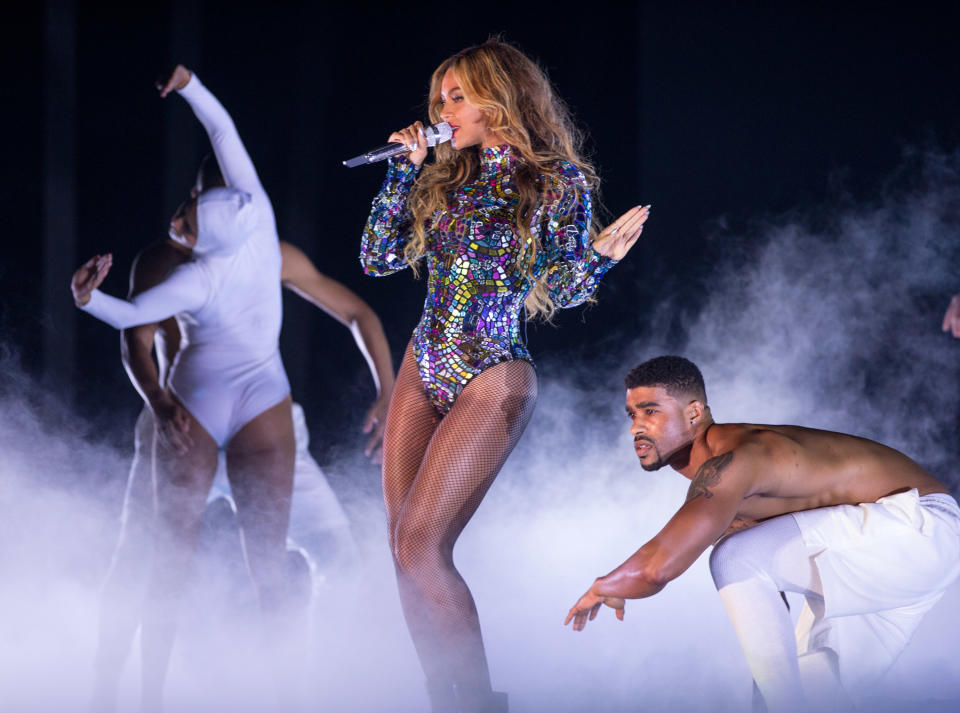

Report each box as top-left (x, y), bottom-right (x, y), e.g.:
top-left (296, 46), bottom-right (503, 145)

top-left (5, 1), bottom-right (960, 473)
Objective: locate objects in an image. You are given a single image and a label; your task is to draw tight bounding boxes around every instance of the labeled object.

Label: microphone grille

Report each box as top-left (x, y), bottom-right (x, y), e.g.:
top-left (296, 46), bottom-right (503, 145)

top-left (425, 122), bottom-right (453, 147)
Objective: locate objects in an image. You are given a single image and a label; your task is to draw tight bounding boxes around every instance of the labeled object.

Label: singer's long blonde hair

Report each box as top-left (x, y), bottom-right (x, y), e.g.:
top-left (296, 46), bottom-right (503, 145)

top-left (406, 39), bottom-right (599, 320)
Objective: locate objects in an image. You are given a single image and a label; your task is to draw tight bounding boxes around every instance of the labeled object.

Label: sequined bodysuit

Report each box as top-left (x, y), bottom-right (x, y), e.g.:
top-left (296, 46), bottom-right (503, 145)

top-left (361, 145), bottom-right (617, 413)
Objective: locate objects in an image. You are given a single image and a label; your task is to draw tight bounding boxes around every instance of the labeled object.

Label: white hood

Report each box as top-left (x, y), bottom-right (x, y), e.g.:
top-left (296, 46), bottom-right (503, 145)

top-left (195, 187), bottom-right (255, 256)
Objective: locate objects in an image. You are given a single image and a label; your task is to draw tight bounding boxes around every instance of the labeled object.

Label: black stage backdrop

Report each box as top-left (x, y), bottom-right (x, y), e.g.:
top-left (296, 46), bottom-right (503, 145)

top-left (5, 1), bottom-right (960, 475)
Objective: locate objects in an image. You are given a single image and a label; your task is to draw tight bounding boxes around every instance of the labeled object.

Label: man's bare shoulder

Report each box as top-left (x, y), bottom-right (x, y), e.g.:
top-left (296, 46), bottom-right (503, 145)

top-left (703, 423), bottom-right (783, 454)
top-left (703, 421), bottom-right (946, 510)
top-left (699, 424), bottom-right (806, 497)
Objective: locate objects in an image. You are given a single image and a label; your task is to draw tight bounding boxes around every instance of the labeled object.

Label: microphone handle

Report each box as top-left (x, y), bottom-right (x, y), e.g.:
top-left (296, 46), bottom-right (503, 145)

top-left (343, 142), bottom-right (408, 168)
top-left (343, 123), bottom-right (450, 168)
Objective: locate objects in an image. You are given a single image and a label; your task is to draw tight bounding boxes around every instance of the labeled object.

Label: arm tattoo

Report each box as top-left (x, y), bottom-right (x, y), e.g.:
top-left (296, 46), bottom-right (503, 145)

top-left (686, 451), bottom-right (734, 502)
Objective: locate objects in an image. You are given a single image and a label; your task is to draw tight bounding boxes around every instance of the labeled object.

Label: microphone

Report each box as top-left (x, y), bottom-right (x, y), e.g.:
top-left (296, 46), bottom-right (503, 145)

top-left (342, 122), bottom-right (453, 168)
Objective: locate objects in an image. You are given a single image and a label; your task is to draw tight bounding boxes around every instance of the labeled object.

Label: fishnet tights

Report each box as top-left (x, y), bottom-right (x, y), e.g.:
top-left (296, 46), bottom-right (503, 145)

top-left (382, 344), bottom-right (537, 704)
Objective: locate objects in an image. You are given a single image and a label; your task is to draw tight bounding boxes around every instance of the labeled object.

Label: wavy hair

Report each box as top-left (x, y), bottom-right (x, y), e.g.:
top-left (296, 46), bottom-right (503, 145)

top-left (406, 39), bottom-right (600, 320)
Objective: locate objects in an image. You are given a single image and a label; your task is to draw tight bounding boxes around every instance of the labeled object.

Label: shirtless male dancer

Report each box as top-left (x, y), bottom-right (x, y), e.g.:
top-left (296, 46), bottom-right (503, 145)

top-left (565, 356), bottom-right (960, 713)
top-left (71, 65), bottom-right (329, 711)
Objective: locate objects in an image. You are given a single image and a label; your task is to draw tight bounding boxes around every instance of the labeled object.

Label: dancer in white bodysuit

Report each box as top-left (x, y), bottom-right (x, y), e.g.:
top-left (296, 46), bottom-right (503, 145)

top-left (72, 66), bottom-right (298, 712)
top-left (78, 74), bottom-right (287, 445)
top-left (89, 226), bottom-right (393, 710)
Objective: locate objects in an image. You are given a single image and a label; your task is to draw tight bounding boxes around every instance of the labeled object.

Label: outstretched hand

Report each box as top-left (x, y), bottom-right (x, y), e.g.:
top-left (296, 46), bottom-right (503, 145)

top-left (157, 64), bottom-right (192, 98)
top-left (592, 205), bottom-right (650, 262)
top-left (943, 294), bottom-right (960, 338)
top-left (564, 585), bottom-right (626, 632)
top-left (362, 394), bottom-right (391, 464)
top-left (71, 254), bottom-right (112, 307)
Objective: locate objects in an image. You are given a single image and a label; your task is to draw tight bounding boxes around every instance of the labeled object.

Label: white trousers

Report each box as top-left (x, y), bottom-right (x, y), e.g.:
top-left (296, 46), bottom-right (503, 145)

top-left (710, 490), bottom-right (960, 712)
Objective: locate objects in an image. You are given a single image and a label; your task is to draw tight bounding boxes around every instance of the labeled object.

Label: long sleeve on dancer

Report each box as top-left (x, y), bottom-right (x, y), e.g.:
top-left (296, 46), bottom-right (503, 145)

top-left (176, 75), bottom-right (266, 204)
top-left (360, 157), bottom-right (420, 276)
top-left (81, 265), bottom-right (208, 330)
top-left (535, 162), bottom-right (617, 308)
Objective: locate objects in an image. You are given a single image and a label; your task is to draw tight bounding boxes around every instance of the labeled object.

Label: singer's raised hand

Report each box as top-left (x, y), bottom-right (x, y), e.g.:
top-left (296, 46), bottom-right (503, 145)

top-left (592, 204), bottom-right (651, 261)
top-left (388, 121), bottom-right (428, 167)
top-left (157, 65), bottom-right (192, 98)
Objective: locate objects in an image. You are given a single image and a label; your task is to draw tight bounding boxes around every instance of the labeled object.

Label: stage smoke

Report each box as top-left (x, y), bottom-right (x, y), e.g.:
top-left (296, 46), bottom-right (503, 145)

top-left (2, 149), bottom-right (959, 712)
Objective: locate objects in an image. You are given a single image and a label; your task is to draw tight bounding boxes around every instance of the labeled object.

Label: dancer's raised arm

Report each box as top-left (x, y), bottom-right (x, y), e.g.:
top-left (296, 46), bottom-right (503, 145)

top-left (280, 241), bottom-right (395, 461)
top-left (159, 65), bottom-right (265, 204)
top-left (72, 253), bottom-right (208, 330)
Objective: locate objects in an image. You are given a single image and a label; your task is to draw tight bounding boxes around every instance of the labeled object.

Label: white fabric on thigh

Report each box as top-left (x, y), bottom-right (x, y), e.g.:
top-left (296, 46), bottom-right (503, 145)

top-left (710, 514), bottom-right (827, 713)
top-left (791, 490), bottom-right (960, 694)
top-left (286, 402), bottom-right (352, 539)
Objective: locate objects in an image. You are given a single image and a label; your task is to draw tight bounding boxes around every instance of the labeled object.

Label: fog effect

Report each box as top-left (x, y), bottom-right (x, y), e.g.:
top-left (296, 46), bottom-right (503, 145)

top-left (3, 150), bottom-right (960, 712)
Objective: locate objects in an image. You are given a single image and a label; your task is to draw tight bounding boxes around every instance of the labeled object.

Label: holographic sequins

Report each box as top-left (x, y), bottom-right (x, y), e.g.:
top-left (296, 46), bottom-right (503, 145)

top-left (360, 145), bottom-right (616, 413)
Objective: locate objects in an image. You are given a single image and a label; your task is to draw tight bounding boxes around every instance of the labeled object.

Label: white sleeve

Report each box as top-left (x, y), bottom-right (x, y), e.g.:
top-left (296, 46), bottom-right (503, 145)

top-left (80, 263), bottom-right (209, 330)
top-left (177, 74), bottom-right (264, 199)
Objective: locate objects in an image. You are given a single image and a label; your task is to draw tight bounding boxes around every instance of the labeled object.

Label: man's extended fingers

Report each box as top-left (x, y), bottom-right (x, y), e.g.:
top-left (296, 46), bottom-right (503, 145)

top-left (565, 605), bottom-right (596, 631)
top-left (588, 602), bottom-right (601, 621)
top-left (564, 604), bottom-right (585, 627)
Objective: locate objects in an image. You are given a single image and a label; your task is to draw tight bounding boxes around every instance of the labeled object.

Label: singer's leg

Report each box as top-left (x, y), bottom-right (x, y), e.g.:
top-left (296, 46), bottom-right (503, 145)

top-left (385, 346), bottom-right (537, 712)
top-left (382, 347), bottom-right (446, 705)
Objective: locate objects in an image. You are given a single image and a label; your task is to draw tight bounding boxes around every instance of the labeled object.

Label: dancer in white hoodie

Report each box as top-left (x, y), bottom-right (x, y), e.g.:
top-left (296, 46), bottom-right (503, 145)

top-left (72, 66), bottom-right (300, 712)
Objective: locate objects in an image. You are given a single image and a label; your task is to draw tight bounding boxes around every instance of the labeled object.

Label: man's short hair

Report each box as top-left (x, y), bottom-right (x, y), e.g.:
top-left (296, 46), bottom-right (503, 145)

top-left (624, 356), bottom-right (707, 404)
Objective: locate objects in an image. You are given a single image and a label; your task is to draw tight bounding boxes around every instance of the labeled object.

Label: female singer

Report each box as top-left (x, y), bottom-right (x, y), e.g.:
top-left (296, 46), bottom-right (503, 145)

top-left (359, 39), bottom-right (649, 713)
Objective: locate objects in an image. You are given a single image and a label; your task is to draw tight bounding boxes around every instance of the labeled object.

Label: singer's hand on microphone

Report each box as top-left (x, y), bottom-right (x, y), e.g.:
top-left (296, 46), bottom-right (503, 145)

top-left (388, 121), bottom-right (428, 167)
